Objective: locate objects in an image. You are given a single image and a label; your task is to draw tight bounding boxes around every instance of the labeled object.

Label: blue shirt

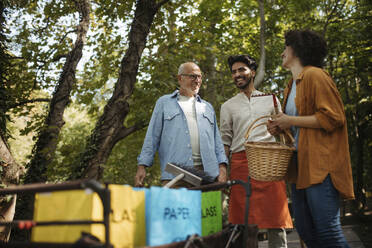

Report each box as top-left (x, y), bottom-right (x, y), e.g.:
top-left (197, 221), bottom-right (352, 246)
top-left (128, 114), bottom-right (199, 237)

top-left (137, 90), bottom-right (228, 180)
top-left (285, 80), bottom-right (299, 149)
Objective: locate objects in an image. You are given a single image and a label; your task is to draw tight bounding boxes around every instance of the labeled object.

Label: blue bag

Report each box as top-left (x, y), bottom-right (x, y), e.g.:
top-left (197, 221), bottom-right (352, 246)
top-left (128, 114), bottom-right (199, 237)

top-left (146, 186), bottom-right (201, 246)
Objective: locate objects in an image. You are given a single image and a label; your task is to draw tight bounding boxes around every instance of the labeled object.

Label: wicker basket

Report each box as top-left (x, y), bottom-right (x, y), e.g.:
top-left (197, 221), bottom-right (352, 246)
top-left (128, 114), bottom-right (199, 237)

top-left (244, 115), bottom-right (296, 181)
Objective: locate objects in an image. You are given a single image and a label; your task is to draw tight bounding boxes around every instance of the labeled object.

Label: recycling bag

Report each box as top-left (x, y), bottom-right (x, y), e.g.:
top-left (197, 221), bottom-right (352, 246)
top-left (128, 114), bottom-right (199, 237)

top-left (145, 186), bottom-right (201, 246)
top-left (110, 185), bottom-right (146, 247)
top-left (32, 184), bottom-right (146, 248)
top-left (201, 191), bottom-right (222, 236)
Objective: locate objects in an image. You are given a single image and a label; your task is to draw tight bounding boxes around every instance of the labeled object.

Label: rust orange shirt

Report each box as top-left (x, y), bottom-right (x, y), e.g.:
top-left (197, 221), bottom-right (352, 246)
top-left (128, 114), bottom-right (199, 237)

top-left (283, 66), bottom-right (354, 200)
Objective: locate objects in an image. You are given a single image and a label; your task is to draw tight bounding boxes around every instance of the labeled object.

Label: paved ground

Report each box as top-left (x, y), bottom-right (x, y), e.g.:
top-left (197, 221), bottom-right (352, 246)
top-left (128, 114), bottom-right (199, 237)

top-left (258, 225), bottom-right (365, 248)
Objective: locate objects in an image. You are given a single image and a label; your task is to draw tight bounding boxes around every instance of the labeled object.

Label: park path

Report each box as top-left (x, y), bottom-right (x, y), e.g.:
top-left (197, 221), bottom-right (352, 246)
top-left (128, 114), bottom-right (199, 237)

top-left (258, 225), bottom-right (365, 248)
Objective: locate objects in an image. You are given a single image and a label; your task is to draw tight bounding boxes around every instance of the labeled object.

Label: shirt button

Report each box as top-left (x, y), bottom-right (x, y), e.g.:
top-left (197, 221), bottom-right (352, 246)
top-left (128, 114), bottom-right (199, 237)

top-left (186, 131), bottom-right (188, 134)
top-left (188, 144), bottom-right (191, 147)
top-left (189, 158), bottom-right (192, 161)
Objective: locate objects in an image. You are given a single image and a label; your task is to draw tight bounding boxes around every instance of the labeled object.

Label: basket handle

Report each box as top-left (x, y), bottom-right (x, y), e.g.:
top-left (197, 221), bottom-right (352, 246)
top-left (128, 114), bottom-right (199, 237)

top-left (244, 115), bottom-right (295, 145)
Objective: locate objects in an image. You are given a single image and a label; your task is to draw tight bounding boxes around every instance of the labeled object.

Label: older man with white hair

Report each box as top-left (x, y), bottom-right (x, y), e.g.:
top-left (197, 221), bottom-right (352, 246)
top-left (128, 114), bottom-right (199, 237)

top-left (135, 62), bottom-right (228, 188)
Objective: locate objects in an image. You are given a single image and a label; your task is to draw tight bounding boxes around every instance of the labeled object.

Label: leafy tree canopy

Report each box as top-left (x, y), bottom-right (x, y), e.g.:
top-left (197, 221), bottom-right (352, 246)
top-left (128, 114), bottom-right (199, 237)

top-left (2, 0), bottom-right (371, 195)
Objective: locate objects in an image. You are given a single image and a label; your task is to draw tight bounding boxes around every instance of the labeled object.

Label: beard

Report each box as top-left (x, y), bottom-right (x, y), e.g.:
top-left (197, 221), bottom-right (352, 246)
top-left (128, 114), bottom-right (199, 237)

top-left (235, 75), bottom-right (253, 90)
top-left (180, 84), bottom-right (200, 96)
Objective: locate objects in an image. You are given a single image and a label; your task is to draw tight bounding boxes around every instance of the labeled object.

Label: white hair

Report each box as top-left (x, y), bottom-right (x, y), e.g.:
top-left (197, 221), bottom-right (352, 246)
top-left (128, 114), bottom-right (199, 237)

top-left (178, 62), bottom-right (198, 75)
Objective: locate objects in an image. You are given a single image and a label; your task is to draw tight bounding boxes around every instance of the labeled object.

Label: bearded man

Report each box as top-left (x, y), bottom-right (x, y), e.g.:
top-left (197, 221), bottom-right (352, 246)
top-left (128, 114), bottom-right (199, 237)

top-left (220, 55), bottom-right (293, 248)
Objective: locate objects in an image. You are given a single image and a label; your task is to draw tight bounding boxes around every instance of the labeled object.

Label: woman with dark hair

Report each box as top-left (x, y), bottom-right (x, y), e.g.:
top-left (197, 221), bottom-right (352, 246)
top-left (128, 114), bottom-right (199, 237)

top-left (268, 30), bottom-right (354, 247)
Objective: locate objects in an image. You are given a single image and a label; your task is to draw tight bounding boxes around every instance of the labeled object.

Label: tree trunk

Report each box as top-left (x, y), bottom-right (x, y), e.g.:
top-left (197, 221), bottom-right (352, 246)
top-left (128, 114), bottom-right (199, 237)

top-left (204, 22), bottom-right (218, 109)
top-left (77, 0), bottom-right (170, 180)
top-left (24, 0), bottom-right (90, 184)
top-left (1, 2), bottom-right (24, 241)
top-left (204, 50), bottom-right (217, 108)
top-left (0, 134), bottom-right (23, 242)
top-left (254, 0), bottom-right (266, 88)
top-left (0, 194), bottom-right (16, 241)
top-left (12, 0), bottom-right (90, 241)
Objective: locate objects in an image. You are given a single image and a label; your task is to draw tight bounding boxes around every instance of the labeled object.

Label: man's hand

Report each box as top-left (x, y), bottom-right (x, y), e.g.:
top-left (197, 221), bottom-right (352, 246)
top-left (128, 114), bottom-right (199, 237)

top-left (217, 164), bottom-right (227, 183)
top-left (134, 165), bottom-right (146, 187)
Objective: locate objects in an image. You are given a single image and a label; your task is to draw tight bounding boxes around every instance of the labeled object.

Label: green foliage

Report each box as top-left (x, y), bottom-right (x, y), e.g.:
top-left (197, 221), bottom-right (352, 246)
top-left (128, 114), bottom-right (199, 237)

top-left (1, 0), bottom-right (12, 137)
top-left (3, 0), bottom-right (371, 200)
top-left (103, 128), bottom-right (161, 186)
top-left (46, 104), bottom-right (96, 182)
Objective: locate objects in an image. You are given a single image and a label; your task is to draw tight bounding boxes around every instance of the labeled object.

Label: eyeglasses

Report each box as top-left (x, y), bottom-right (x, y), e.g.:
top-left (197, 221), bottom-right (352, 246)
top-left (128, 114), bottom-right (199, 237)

top-left (181, 74), bottom-right (202, 80)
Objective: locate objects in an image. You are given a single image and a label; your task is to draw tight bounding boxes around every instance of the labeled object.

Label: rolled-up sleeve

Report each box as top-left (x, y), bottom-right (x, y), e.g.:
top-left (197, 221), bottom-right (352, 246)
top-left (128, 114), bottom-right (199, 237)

top-left (311, 71), bottom-right (346, 132)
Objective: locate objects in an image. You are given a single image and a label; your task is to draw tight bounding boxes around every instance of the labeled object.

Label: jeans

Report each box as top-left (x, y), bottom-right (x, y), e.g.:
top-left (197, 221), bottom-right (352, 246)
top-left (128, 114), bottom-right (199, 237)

top-left (291, 175), bottom-right (350, 248)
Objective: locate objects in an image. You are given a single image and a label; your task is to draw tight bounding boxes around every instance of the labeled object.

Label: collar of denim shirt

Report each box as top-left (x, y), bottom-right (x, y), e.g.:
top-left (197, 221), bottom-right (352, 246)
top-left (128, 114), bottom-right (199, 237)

top-left (170, 90), bottom-right (202, 102)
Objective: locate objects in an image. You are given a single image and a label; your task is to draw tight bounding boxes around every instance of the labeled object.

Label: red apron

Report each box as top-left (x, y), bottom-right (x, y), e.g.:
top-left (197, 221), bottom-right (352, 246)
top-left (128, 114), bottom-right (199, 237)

top-left (228, 151), bottom-right (293, 229)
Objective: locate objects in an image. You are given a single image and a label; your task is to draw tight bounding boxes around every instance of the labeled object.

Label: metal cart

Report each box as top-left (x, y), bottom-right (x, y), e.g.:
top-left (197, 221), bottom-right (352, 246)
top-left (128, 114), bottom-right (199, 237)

top-left (0, 180), bottom-right (112, 248)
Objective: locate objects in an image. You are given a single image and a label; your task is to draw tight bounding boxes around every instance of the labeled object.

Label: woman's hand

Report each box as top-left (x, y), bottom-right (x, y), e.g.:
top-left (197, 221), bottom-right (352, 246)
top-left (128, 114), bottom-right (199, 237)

top-left (270, 113), bottom-right (293, 130)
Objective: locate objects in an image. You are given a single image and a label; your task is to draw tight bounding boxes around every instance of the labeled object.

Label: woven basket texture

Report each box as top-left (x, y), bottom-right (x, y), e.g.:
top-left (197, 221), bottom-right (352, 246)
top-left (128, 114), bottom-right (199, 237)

top-left (244, 141), bottom-right (295, 181)
top-left (244, 115), bottom-right (296, 181)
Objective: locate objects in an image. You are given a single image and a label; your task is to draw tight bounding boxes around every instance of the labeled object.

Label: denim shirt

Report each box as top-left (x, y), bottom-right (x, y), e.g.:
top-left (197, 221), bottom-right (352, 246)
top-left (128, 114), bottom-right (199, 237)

top-left (137, 90), bottom-right (228, 180)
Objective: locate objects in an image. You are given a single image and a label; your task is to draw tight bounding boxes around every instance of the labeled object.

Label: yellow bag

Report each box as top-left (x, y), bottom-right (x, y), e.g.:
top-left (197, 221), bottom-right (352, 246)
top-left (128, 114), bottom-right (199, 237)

top-left (32, 184), bottom-right (146, 248)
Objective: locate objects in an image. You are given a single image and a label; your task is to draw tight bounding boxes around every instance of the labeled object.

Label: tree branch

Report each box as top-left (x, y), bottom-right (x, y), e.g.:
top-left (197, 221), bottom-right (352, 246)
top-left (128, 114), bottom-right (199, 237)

top-left (36, 29), bottom-right (77, 65)
top-left (52, 54), bottom-right (68, 62)
top-left (254, 0), bottom-right (266, 88)
top-left (115, 122), bottom-right (147, 143)
top-left (322, 0), bottom-right (346, 36)
top-left (156, 0), bottom-right (170, 9)
top-left (7, 98), bottom-right (50, 110)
